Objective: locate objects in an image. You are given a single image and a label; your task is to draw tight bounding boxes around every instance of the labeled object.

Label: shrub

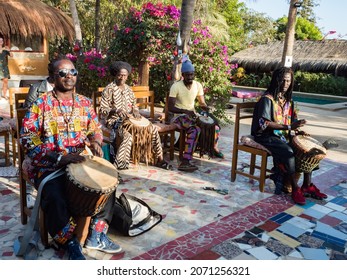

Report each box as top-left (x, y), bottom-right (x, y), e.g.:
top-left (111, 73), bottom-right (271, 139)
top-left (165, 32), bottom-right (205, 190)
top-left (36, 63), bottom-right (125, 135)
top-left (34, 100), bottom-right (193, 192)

top-left (107, 2), bottom-right (236, 123)
top-left (66, 49), bottom-right (112, 97)
top-left (236, 70), bottom-right (347, 96)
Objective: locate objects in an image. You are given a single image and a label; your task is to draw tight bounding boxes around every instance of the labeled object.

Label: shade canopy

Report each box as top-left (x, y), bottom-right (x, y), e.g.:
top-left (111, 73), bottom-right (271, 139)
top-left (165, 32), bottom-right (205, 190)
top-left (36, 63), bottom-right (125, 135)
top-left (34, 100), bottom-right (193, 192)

top-left (0, 0), bottom-right (74, 41)
top-left (231, 40), bottom-right (347, 77)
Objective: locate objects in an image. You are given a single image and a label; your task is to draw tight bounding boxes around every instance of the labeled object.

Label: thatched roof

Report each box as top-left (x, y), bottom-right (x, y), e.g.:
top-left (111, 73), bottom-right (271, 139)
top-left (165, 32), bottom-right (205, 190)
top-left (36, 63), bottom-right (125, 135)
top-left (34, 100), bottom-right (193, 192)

top-left (0, 0), bottom-right (74, 41)
top-left (231, 40), bottom-right (347, 76)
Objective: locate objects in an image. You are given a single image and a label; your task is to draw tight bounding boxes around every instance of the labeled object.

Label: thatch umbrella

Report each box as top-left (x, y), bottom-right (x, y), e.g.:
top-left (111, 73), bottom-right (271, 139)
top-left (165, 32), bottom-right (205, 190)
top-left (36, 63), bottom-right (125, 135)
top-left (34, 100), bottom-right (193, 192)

top-left (0, 0), bottom-right (74, 41)
top-left (231, 40), bottom-right (347, 77)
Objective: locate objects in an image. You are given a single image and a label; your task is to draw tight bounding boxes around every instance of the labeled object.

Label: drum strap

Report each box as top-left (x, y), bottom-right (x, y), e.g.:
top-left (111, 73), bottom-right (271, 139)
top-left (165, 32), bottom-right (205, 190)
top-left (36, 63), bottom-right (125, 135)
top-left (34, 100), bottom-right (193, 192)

top-left (14, 168), bottom-right (65, 259)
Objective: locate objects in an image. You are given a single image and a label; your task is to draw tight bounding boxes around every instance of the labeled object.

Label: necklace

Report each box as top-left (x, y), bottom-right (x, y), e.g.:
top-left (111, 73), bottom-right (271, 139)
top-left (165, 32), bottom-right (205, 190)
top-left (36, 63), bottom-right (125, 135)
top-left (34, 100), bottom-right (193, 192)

top-left (53, 90), bottom-right (75, 127)
top-left (278, 92), bottom-right (286, 108)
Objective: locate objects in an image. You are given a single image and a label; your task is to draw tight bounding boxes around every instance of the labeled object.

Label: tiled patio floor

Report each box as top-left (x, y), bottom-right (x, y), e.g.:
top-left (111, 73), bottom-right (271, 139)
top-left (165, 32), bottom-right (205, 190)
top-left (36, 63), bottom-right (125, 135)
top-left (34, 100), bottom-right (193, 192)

top-left (1, 122), bottom-right (347, 260)
top-left (1, 96), bottom-right (347, 260)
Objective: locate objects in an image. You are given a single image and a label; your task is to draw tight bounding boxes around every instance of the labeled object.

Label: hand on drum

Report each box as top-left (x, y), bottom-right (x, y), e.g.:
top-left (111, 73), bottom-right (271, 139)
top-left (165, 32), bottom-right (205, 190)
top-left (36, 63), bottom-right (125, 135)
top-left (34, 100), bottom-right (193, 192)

top-left (58, 154), bottom-right (86, 167)
top-left (200, 105), bottom-right (210, 113)
top-left (114, 108), bottom-right (128, 119)
top-left (89, 141), bottom-right (104, 157)
top-left (295, 130), bottom-right (310, 137)
top-left (292, 119), bottom-right (306, 130)
top-left (132, 109), bottom-right (142, 119)
top-left (185, 109), bottom-right (197, 119)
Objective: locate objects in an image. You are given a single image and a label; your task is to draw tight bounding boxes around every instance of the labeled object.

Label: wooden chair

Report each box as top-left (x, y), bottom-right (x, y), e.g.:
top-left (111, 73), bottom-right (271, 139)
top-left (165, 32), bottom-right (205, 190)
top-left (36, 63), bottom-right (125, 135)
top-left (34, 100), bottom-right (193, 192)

top-left (8, 87), bottom-right (30, 166)
top-left (164, 93), bottom-right (186, 160)
top-left (230, 102), bottom-right (273, 192)
top-left (93, 87), bottom-right (176, 160)
top-left (15, 106), bottom-right (49, 247)
top-left (0, 121), bottom-right (10, 166)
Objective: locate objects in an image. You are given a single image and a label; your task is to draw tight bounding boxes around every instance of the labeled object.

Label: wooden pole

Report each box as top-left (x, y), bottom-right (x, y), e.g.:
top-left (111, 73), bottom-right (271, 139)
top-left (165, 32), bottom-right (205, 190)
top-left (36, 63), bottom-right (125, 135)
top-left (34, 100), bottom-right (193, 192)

top-left (281, 0), bottom-right (300, 67)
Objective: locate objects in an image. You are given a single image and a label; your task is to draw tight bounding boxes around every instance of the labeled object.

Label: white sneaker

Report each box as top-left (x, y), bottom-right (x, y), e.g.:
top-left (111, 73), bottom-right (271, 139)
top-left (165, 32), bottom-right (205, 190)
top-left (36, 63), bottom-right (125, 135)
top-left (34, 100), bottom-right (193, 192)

top-left (26, 193), bottom-right (36, 208)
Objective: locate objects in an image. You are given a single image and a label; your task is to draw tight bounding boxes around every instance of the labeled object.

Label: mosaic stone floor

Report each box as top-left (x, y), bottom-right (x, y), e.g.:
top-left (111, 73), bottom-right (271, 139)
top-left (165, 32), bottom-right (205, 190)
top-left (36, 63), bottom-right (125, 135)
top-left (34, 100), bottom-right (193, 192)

top-left (1, 125), bottom-right (347, 261)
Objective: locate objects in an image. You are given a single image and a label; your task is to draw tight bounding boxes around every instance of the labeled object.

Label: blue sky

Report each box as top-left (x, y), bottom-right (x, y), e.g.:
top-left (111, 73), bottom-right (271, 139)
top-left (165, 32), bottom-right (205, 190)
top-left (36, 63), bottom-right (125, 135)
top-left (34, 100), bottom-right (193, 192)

top-left (240, 0), bottom-right (347, 39)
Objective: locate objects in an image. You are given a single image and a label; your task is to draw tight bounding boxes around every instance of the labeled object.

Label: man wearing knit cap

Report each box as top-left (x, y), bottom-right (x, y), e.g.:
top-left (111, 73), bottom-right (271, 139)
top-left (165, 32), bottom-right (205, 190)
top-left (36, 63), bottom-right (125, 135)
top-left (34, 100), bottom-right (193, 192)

top-left (168, 60), bottom-right (223, 172)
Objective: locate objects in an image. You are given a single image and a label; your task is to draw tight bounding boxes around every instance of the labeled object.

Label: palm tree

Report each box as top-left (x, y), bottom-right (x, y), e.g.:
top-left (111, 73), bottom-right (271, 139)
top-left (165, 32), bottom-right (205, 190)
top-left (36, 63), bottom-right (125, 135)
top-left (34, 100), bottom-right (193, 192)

top-left (281, 0), bottom-right (300, 66)
top-left (172, 0), bottom-right (196, 81)
top-left (95, 0), bottom-right (101, 51)
top-left (178, 0), bottom-right (196, 54)
top-left (69, 0), bottom-right (83, 52)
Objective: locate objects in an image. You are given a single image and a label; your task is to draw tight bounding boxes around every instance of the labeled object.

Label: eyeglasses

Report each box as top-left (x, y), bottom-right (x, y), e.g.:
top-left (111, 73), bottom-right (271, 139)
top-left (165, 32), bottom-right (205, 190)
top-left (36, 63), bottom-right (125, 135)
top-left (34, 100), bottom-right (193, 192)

top-left (56, 68), bottom-right (78, 78)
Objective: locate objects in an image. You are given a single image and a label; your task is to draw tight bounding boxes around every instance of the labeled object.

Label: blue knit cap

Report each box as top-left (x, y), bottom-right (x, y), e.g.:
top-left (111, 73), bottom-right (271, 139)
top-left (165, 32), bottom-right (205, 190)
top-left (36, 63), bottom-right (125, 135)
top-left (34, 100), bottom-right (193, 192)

top-left (181, 60), bottom-right (195, 73)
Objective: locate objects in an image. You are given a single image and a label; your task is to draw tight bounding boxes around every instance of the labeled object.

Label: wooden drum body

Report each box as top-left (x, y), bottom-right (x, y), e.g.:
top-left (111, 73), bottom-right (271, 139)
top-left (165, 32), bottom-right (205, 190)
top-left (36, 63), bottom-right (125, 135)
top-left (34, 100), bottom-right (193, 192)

top-left (292, 135), bottom-right (327, 173)
top-left (197, 115), bottom-right (215, 157)
top-left (123, 116), bottom-right (154, 165)
top-left (66, 156), bottom-right (118, 217)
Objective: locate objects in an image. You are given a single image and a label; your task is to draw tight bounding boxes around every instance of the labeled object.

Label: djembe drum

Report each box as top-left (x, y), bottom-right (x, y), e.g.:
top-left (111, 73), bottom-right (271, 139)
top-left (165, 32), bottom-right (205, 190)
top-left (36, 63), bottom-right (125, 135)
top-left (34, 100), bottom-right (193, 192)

top-left (122, 116), bottom-right (154, 165)
top-left (196, 115), bottom-right (216, 157)
top-left (66, 156), bottom-right (118, 217)
top-left (291, 135), bottom-right (327, 173)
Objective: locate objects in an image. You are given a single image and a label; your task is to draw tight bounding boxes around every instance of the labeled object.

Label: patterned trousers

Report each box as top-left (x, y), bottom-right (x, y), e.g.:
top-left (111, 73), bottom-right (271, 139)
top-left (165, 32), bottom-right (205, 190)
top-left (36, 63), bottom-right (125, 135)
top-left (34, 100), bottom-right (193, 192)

top-left (172, 114), bottom-right (221, 161)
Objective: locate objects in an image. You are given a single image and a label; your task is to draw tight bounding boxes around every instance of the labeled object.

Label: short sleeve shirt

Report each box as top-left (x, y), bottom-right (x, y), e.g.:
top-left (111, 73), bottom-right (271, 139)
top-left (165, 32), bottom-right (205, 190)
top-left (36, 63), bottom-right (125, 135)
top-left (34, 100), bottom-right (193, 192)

top-left (169, 80), bottom-right (204, 111)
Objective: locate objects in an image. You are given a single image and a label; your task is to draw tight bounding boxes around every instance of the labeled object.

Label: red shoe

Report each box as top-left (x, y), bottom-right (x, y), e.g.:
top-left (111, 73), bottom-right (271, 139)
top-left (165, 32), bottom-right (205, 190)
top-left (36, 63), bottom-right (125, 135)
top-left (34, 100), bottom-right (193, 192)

top-left (301, 183), bottom-right (327, 200)
top-left (291, 189), bottom-right (306, 205)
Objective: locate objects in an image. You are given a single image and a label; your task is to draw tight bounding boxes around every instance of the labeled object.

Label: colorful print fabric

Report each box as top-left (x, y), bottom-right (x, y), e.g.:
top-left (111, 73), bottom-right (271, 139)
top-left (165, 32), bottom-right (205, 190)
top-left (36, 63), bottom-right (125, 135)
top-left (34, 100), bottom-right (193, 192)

top-left (20, 91), bottom-right (103, 181)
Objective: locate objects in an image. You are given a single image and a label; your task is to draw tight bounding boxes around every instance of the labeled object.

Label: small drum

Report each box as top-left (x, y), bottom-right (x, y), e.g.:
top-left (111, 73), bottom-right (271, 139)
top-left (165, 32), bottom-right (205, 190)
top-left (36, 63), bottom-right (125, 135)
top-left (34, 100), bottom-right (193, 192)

top-left (291, 135), bottom-right (327, 173)
top-left (123, 116), bottom-right (154, 165)
top-left (196, 115), bottom-right (216, 157)
top-left (66, 156), bottom-right (118, 217)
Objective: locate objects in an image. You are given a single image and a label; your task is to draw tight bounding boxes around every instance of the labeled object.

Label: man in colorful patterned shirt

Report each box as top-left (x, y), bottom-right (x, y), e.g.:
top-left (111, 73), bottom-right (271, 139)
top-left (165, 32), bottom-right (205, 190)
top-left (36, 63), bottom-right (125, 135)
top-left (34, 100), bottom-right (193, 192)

top-left (20, 58), bottom-right (121, 260)
top-left (251, 67), bottom-right (327, 205)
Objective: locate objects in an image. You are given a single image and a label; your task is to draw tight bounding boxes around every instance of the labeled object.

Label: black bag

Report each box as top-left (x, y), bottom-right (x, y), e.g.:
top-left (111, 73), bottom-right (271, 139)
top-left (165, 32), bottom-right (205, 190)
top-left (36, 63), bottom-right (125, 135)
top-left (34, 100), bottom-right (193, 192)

top-left (111, 193), bottom-right (162, 237)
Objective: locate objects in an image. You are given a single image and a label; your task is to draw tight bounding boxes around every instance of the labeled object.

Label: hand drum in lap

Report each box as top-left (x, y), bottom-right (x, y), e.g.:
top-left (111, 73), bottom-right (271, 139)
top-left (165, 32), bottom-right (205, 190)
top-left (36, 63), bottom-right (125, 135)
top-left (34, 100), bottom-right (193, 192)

top-left (123, 116), bottom-right (154, 165)
top-left (292, 135), bottom-right (326, 173)
top-left (66, 156), bottom-right (118, 217)
top-left (197, 115), bottom-right (215, 157)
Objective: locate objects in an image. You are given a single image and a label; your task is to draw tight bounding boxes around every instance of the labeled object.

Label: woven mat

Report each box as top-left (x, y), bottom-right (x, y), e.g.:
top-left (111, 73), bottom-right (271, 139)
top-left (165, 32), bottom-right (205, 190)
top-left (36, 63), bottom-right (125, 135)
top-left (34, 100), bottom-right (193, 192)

top-left (0, 166), bottom-right (19, 177)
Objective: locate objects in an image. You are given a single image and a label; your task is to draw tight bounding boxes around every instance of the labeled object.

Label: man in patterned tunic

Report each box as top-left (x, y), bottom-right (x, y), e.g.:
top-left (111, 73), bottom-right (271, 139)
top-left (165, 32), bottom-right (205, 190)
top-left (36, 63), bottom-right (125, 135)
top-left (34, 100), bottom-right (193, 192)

top-left (20, 58), bottom-right (121, 260)
top-left (99, 61), bottom-right (171, 170)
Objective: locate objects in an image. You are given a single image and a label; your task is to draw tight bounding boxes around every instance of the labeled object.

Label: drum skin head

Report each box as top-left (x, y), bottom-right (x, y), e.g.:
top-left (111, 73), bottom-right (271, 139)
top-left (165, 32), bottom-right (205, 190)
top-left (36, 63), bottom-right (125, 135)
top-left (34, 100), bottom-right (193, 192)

top-left (67, 156), bottom-right (118, 193)
top-left (294, 135), bottom-right (327, 155)
top-left (198, 115), bottom-right (214, 125)
top-left (128, 116), bottom-right (150, 127)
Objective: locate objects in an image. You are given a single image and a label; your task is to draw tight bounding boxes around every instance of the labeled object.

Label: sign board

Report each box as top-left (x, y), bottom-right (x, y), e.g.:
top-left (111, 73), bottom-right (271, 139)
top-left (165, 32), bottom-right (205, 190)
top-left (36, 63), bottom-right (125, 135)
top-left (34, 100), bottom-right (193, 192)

top-left (284, 56), bottom-right (293, 67)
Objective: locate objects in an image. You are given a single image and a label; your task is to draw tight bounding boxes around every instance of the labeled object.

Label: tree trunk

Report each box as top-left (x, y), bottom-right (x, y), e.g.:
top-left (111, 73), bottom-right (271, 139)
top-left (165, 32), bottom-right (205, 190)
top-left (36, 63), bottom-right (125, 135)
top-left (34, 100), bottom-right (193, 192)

top-left (95, 0), bottom-right (101, 51)
top-left (281, 0), bottom-right (299, 67)
top-left (69, 0), bottom-right (83, 51)
top-left (179, 0), bottom-right (196, 54)
top-left (138, 61), bottom-right (149, 86)
top-left (172, 0), bottom-right (196, 81)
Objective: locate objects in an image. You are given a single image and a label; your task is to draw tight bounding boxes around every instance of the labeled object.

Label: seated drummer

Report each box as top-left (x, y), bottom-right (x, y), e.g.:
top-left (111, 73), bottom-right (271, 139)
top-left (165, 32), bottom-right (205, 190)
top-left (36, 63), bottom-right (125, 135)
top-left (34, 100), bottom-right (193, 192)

top-left (168, 60), bottom-right (223, 172)
top-left (251, 67), bottom-right (327, 205)
top-left (99, 60), bottom-right (171, 170)
top-left (20, 57), bottom-right (121, 260)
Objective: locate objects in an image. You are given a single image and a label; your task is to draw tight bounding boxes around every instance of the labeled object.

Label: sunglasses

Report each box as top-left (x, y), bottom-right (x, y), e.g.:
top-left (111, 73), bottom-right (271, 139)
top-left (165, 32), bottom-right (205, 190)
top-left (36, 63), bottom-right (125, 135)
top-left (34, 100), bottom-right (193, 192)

top-left (56, 68), bottom-right (78, 78)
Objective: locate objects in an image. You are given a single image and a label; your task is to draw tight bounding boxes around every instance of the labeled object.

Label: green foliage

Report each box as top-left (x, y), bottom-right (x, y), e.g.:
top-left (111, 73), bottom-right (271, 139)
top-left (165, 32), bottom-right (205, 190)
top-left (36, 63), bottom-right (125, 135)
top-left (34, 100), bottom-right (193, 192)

top-left (76, 0), bottom-right (118, 50)
top-left (217, 0), bottom-right (248, 51)
top-left (243, 11), bottom-right (277, 46)
top-left (294, 71), bottom-right (347, 96)
top-left (295, 17), bottom-right (323, 40)
top-left (65, 50), bottom-right (112, 97)
top-left (299, 0), bottom-right (319, 23)
top-left (236, 71), bottom-right (347, 96)
top-left (276, 16), bottom-right (323, 40)
top-left (107, 2), bottom-right (236, 123)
